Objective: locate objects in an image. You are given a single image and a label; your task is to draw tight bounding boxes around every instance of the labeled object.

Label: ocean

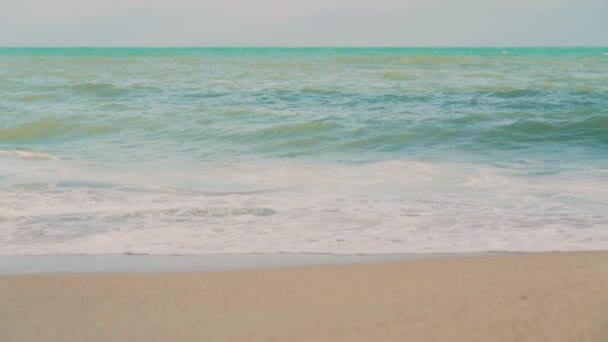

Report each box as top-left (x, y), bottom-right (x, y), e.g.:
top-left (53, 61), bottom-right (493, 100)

top-left (1, 47), bottom-right (607, 255)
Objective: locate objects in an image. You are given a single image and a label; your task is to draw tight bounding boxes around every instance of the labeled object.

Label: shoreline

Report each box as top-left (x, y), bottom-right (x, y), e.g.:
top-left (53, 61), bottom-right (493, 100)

top-left (1, 251), bottom-right (607, 341)
top-left (0, 251), bottom-right (514, 275)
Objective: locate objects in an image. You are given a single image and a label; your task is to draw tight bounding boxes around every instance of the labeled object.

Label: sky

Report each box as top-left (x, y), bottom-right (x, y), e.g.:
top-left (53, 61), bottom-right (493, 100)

top-left (1, 0), bottom-right (607, 46)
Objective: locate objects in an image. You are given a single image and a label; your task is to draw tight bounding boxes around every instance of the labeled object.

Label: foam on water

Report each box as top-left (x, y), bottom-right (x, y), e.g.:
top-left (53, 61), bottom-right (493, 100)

top-left (1, 159), bottom-right (607, 255)
top-left (0, 150), bottom-right (59, 160)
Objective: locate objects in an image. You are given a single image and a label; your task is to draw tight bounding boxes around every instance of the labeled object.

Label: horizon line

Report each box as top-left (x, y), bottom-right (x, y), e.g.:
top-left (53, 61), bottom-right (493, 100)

top-left (1, 45), bottom-right (608, 49)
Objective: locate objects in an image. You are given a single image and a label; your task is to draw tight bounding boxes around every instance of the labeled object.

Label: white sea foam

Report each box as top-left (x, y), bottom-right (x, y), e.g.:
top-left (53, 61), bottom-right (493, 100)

top-left (1, 159), bottom-right (607, 255)
top-left (0, 150), bottom-right (59, 160)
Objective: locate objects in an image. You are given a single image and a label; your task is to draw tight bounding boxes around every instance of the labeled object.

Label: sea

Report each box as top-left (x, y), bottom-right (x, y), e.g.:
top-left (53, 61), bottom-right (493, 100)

top-left (1, 47), bottom-right (607, 255)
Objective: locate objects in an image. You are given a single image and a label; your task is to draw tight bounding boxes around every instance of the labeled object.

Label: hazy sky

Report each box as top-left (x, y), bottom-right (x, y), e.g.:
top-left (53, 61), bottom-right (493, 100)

top-left (1, 0), bottom-right (607, 46)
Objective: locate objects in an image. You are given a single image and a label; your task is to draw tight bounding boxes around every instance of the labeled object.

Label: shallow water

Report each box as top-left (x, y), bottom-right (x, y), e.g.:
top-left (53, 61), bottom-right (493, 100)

top-left (1, 47), bottom-right (607, 255)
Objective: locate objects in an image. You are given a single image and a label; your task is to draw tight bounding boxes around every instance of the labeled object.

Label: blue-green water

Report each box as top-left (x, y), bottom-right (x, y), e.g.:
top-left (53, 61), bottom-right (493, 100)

top-left (1, 48), bottom-right (607, 255)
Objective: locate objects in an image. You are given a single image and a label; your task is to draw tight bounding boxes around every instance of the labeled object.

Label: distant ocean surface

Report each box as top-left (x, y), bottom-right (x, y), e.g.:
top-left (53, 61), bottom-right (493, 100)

top-left (1, 47), bottom-right (607, 255)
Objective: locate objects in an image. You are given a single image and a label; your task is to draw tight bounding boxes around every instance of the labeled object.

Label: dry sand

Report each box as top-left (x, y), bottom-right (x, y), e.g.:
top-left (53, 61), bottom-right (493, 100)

top-left (1, 252), bottom-right (607, 342)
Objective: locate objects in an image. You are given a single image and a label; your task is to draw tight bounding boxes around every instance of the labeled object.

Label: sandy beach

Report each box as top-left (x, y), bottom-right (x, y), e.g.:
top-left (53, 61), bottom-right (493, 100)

top-left (1, 252), bottom-right (607, 342)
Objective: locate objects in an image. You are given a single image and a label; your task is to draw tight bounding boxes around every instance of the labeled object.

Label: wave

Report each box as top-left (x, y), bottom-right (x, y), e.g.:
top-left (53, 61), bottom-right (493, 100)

top-left (335, 132), bottom-right (419, 151)
top-left (479, 115), bottom-right (608, 144)
top-left (235, 122), bottom-right (340, 142)
top-left (68, 82), bottom-right (129, 97)
top-left (299, 87), bottom-right (339, 96)
top-left (0, 118), bottom-right (74, 141)
top-left (18, 93), bottom-right (57, 102)
top-left (52, 82), bottom-right (160, 98)
top-left (101, 207), bottom-right (277, 220)
top-left (379, 71), bottom-right (417, 80)
top-left (203, 110), bottom-right (608, 158)
top-left (334, 55), bottom-right (472, 66)
top-left (0, 118), bottom-right (114, 142)
top-left (233, 111), bottom-right (608, 154)
top-left (396, 55), bottom-right (472, 65)
top-left (237, 86), bottom-right (605, 112)
top-left (0, 150), bottom-right (59, 160)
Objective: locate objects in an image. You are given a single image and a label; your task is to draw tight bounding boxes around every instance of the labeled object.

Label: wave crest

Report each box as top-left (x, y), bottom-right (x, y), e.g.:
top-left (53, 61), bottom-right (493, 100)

top-left (0, 118), bottom-right (114, 142)
top-left (0, 150), bottom-right (59, 160)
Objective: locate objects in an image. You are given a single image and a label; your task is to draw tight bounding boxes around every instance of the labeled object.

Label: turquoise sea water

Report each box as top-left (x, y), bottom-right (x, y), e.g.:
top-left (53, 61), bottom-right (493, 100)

top-left (1, 48), bottom-right (607, 255)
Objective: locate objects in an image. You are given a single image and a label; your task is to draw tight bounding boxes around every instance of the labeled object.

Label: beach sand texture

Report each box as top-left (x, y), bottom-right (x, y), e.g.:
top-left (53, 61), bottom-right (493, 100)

top-left (1, 252), bottom-right (607, 341)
